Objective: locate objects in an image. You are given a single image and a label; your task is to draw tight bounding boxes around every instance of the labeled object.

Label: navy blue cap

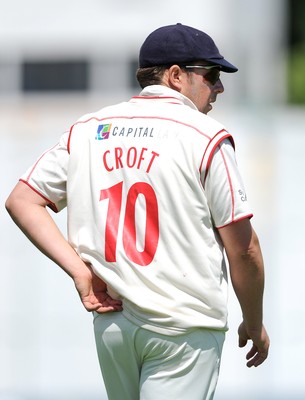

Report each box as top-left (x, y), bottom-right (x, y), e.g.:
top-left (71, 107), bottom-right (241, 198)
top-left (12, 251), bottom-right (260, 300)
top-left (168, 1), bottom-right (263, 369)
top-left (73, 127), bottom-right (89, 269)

top-left (139, 23), bottom-right (238, 73)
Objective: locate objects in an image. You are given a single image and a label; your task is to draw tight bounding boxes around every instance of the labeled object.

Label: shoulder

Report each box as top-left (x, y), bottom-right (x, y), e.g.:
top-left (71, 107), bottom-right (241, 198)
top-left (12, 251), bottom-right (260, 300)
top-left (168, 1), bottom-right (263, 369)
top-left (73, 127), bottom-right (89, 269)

top-left (67, 102), bottom-right (128, 150)
top-left (72, 102), bottom-right (128, 128)
top-left (188, 107), bottom-right (225, 134)
top-left (170, 105), bottom-right (228, 143)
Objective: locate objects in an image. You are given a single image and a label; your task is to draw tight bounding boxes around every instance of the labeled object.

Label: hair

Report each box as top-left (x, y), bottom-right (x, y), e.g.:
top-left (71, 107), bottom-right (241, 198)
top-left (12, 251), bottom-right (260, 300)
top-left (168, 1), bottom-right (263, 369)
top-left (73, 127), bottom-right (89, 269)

top-left (136, 64), bottom-right (196, 89)
top-left (136, 65), bottom-right (169, 89)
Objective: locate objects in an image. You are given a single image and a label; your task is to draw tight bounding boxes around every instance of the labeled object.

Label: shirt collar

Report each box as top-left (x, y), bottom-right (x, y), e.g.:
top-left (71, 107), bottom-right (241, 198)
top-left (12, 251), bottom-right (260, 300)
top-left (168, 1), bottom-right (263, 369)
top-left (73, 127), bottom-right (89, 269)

top-left (131, 85), bottom-right (198, 111)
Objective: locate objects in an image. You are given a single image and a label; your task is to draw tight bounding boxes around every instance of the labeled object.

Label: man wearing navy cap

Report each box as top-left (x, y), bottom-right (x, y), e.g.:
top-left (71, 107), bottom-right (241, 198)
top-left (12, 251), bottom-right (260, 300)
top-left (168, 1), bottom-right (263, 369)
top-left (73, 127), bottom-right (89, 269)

top-left (6, 24), bottom-right (269, 400)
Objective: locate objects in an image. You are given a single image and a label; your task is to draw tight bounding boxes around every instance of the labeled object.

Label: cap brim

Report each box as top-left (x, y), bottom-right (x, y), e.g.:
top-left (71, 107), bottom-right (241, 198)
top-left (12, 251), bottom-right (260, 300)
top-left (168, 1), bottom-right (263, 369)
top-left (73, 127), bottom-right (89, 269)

top-left (210, 58), bottom-right (238, 73)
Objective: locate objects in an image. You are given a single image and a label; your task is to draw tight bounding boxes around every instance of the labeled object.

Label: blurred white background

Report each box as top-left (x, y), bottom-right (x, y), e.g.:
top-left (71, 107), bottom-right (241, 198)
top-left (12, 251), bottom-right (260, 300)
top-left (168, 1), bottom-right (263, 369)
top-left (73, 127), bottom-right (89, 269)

top-left (1, 0), bottom-right (305, 399)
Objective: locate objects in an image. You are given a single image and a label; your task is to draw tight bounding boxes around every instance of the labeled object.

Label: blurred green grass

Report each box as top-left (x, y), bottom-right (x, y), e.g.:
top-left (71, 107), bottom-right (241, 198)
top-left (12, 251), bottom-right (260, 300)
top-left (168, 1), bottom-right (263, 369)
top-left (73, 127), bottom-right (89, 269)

top-left (288, 43), bottom-right (305, 104)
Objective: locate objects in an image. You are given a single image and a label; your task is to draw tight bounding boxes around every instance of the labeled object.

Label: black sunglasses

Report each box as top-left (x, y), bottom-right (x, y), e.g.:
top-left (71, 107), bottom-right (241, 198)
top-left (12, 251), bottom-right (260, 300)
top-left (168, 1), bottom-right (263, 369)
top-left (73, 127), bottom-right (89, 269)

top-left (180, 65), bottom-right (221, 86)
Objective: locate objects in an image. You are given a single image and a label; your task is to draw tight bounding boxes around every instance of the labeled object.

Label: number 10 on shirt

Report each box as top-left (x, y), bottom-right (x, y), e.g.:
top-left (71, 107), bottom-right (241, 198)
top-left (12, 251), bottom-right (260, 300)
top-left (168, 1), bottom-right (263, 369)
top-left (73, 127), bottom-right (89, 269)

top-left (100, 181), bottom-right (159, 266)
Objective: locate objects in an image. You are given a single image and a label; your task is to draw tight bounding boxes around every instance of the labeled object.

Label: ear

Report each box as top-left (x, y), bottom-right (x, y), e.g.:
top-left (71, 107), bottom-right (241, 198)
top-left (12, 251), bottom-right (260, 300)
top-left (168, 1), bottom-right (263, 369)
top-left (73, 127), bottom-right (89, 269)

top-left (167, 65), bottom-right (184, 91)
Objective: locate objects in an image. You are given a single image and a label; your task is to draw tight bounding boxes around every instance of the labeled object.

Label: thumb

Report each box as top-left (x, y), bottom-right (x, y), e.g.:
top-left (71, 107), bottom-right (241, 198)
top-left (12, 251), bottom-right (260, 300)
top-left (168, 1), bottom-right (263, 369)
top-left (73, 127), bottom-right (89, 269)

top-left (239, 335), bottom-right (248, 348)
top-left (238, 322), bottom-right (249, 348)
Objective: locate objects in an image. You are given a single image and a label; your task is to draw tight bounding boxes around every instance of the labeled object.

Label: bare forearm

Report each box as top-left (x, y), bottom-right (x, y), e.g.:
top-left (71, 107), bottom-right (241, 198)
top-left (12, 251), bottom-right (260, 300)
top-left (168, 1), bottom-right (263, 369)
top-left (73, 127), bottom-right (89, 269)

top-left (218, 219), bottom-right (265, 330)
top-left (218, 219), bottom-right (269, 366)
top-left (6, 182), bottom-right (119, 314)
top-left (229, 238), bottom-right (265, 331)
top-left (6, 193), bottom-right (87, 280)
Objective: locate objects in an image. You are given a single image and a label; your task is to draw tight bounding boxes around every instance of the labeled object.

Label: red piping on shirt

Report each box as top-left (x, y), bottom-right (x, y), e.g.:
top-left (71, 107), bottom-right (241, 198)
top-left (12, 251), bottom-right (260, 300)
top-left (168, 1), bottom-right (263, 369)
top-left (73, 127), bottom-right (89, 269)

top-left (219, 146), bottom-right (235, 222)
top-left (67, 115), bottom-right (212, 154)
top-left (200, 129), bottom-right (234, 184)
top-left (19, 179), bottom-right (59, 213)
top-left (217, 214), bottom-right (254, 229)
top-left (25, 143), bottom-right (59, 181)
top-left (130, 96), bottom-right (184, 103)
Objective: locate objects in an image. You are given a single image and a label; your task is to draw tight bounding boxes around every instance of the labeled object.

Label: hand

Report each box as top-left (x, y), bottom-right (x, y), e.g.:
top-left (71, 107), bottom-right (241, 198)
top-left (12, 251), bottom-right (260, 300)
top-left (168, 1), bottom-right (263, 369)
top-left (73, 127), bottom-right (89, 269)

top-left (73, 264), bottom-right (122, 313)
top-left (238, 321), bottom-right (270, 367)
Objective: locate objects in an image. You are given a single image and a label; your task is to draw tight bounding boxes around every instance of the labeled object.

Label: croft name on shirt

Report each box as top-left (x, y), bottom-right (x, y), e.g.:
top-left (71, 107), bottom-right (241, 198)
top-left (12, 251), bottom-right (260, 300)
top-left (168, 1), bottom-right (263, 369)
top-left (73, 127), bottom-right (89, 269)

top-left (103, 146), bottom-right (159, 173)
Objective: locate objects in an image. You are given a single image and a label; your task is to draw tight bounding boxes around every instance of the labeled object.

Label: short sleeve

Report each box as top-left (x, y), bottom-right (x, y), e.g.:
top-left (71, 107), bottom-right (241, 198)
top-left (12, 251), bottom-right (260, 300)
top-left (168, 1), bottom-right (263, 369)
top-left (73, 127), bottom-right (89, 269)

top-left (204, 139), bottom-right (253, 228)
top-left (20, 132), bottom-right (69, 212)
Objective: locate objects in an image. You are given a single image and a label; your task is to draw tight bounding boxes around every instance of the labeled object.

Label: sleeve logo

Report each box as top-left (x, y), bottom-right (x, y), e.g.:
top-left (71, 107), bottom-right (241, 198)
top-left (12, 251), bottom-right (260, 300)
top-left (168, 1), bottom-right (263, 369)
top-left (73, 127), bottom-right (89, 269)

top-left (238, 189), bottom-right (247, 202)
top-left (95, 124), bottom-right (112, 140)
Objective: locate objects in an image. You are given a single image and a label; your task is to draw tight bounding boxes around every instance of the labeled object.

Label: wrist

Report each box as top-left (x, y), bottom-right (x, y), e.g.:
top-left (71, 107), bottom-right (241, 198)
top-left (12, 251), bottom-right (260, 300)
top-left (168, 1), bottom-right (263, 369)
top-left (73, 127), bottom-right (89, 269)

top-left (65, 260), bottom-right (91, 281)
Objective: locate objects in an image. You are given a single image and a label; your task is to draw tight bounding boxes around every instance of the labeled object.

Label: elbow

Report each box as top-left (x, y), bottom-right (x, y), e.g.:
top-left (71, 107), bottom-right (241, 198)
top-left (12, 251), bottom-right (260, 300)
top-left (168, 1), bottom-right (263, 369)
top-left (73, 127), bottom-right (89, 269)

top-left (241, 232), bottom-right (262, 266)
top-left (5, 193), bottom-right (19, 219)
top-left (241, 230), bottom-right (260, 257)
top-left (6, 182), bottom-right (31, 218)
top-left (5, 195), bottom-right (14, 215)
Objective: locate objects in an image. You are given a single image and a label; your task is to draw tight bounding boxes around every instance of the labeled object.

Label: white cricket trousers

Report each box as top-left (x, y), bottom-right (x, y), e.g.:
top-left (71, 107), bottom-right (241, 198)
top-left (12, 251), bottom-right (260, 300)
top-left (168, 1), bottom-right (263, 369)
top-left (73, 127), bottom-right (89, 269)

top-left (93, 312), bottom-right (225, 400)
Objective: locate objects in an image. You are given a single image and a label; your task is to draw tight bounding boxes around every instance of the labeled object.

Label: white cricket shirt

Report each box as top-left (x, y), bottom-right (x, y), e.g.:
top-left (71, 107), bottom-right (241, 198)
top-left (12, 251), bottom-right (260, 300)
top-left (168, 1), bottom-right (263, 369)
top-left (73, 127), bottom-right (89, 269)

top-left (21, 85), bottom-right (253, 335)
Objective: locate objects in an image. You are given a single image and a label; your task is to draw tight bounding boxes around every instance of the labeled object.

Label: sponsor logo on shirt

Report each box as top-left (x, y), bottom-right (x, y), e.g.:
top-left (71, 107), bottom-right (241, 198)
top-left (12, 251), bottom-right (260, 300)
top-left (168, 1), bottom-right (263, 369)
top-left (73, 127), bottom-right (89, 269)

top-left (95, 124), bottom-right (112, 140)
top-left (95, 124), bottom-right (154, 140)
top-left (112, 126), bottom-right (154, 138)
top-left (238, 189), bottom-right (247, 202)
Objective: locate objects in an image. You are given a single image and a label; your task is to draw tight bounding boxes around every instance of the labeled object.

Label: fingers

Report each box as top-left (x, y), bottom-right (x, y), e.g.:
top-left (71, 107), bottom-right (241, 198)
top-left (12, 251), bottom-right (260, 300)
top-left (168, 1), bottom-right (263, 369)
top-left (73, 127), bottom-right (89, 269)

top-left (95, 304), bottom-right (123, 313)
top-left (95, 294), bottom-right (123, 311)
top-left (82, 300), bottom-right (123, 313)
top-left (82, 293), bottom-right (123, 313)
top-left (246, 347), bottom-right (268, 368)
top-left (238, 322), bottom-right (270, 368)
top-left (101, 296), bottom-right (122, 307)
top-left (246, 345), bottom-right (257, 360)
top-left (247, 353), bottom-right (268, 368)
